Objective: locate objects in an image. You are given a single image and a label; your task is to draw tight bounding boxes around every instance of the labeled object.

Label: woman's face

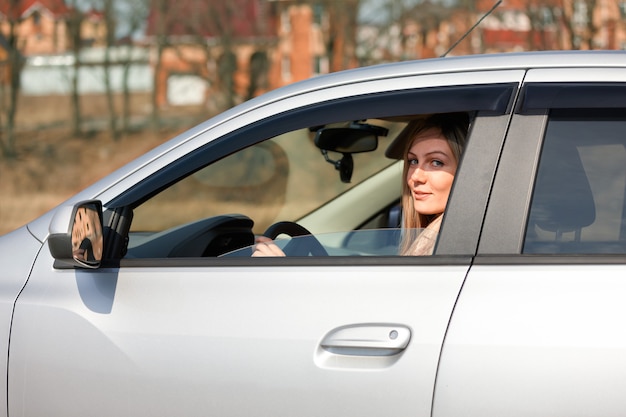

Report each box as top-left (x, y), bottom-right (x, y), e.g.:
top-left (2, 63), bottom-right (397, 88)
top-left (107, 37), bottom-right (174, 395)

top-left (406, 127), bottom-right (458, 217)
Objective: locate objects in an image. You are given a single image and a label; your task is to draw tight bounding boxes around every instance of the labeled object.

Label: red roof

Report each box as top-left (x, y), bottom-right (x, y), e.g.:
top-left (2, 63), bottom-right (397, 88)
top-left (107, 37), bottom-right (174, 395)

top-left (0, 0), bottom-right (70, 20)
top-left (84, 8), bottom-right (105, 21)
top-left (477, 0), bottom-right (561, 12)
top-left (145, 0), bottom-right (275, 40)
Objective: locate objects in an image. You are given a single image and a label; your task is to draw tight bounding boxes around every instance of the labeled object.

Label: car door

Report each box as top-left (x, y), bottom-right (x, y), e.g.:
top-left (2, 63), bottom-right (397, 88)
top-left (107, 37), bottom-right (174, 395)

top-left (434, 67), bottom-right (626, 416)
top-left (8, 69), bottom-right (519, 417)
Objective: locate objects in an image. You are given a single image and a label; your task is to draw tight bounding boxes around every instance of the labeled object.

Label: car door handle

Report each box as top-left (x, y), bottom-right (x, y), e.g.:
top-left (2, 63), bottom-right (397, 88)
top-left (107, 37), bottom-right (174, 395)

top-left (320, 324), bottom-right (411, 356)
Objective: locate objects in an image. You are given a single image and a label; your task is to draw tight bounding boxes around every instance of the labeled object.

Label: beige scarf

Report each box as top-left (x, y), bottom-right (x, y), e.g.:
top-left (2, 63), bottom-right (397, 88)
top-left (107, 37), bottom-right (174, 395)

top-left (406, 215), bottom-right (443, 256)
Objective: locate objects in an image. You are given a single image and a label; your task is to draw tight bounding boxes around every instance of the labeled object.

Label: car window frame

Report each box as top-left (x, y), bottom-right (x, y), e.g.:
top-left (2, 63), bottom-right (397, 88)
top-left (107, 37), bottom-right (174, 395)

top-left (99, 82), bottom-right (518, 265)
top-left (478, 73), bottom-right (626, 259)
top-left (107, 83), bottom-right (516, 209)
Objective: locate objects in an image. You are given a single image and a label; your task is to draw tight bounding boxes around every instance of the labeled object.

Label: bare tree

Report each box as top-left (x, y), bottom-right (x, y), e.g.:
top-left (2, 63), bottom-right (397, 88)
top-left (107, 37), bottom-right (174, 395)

top-left (208, 2), bottom-right (238, 109)
top-left (357, 0), bottom-right (462, 64)
top-left (0, 0), bottom-right (24, 159)
top-left (523, 2), bottom-right (556, 50)
top-left (102, 0), bottom-right (120, 140)
top-left (217, 49), bottom-right (237, 109)
top-left (150, 0), bottom-right (167, 130)
top-left (247, 50), bottom-right (269, 101)
top-left (560, 0), bottom-right (600, 49)
top-left (147, 0), bottom-right (277, 117)
top-left (406, 1), bottom-right (458, 57)
top-left (66, 2), bottom-right (85, 137)
top-left (117, 0), bottom-right (150, 134)
top-left (356, 0), bottom-right (404, 65)
top-left (450, 0), bottom-right (490, 55)
top-left (319, 0), bottom-right (361, 71)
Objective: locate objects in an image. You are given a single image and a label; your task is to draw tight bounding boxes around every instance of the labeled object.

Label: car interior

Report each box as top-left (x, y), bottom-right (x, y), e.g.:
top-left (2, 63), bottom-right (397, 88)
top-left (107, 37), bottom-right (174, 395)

top-left (103, 109), bottom-right (478, 259)
top-left (524, 110), bottom-right (626, 254)
top-left (124, 118), bottom-right (408, 258)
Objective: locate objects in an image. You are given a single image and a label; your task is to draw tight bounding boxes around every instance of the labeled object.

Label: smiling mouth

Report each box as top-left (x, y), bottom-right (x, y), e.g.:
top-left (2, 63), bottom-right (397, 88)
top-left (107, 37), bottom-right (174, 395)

top-left (413, 191), bottom-right (431, 200)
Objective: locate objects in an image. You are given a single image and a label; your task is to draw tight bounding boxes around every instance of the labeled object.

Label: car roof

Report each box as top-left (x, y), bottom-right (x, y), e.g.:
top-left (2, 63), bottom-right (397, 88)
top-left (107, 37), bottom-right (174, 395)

top-left (259, 50), bottom-right (626, 101)
top-left (212, 50), bottom-right (626, 128)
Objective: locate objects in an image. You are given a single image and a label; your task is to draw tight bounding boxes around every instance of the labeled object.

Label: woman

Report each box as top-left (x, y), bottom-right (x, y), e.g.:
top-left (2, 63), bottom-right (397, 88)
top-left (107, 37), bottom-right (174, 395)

top-left (387, 112), bottom-right (468, 255)
top-left (253, 112), bottom-right (468, 257)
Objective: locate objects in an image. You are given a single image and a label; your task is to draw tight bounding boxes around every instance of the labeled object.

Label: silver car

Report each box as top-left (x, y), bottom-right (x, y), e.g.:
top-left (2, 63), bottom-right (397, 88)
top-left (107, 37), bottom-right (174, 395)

top-left (3, 50), bottom-right (626, 417)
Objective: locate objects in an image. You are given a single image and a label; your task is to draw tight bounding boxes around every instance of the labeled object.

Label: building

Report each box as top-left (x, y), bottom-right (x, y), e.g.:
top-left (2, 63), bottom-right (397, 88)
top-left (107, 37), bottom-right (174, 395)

top-left (0, 0), bottom-right (109, 55)
top-left (80, 8), bottom-right (107, 48)
top-left (0, 0), bottom-right (71, 55)
top-left (145, 0), bottom-right (277, 108)
top-left (476, 0), bottom-right (626, 52)
top-left (145, 0), bottom-right (360, 108)
top-left (358, 0), bottom-right (626, 63)
top-left (5, 0), bottom-right (626, 106)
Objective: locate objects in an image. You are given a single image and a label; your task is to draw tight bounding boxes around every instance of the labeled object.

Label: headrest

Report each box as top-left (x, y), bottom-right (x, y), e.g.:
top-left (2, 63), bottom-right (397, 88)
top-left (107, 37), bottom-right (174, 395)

top-left (531, 144), bottom-right (595, 233)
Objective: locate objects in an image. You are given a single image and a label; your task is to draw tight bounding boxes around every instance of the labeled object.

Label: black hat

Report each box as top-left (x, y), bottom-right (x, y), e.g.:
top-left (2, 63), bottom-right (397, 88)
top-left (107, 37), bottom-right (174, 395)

top-left (385, 112), bottom-right (470, 159)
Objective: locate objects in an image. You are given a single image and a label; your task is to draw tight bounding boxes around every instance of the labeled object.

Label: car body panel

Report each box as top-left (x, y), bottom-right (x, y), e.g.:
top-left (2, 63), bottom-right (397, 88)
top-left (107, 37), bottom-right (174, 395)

top-left (438, 64), bottom-right (626, 416)
top-left (434, 263), bottom-right (626, 417)
top-left (0, 226), bottom-right (44, 417)
top-left (10, 244), bottom-right (469, 417)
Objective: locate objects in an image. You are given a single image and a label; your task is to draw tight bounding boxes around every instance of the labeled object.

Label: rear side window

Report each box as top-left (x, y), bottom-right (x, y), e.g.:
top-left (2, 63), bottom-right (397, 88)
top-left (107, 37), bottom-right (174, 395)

top-left (524, 109), bottom-right (626, 254)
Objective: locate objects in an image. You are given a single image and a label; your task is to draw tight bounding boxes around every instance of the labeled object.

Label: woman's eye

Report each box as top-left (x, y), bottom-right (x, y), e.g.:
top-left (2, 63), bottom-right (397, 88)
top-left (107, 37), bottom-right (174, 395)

top-left (432, 160), bottom-right (444, 167)
top-left (408, 158), bottom-right (418, 165)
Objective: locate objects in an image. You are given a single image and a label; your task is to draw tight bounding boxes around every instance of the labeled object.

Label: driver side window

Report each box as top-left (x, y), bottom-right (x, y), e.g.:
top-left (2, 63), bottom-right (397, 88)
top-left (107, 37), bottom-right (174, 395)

top-left (125, 120), bottom-right (404, 258)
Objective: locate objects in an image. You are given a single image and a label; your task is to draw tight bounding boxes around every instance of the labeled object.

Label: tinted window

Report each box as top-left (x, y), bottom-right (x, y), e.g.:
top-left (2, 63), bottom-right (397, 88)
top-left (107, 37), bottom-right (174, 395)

top-left (524, 110), bottom-right (626, 254)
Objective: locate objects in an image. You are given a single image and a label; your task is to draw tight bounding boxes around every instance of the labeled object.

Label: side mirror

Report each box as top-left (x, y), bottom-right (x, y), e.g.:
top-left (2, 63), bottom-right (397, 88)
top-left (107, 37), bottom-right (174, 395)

top-left (48, 200), bottom-right (104, 269)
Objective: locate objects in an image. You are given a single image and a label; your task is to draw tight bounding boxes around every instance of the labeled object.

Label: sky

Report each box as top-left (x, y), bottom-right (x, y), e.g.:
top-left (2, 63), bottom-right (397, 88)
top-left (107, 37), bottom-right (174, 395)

top-left (358, 0), bottom-right (458, 24)
top-left (74, 0), bottom-right (456, 39)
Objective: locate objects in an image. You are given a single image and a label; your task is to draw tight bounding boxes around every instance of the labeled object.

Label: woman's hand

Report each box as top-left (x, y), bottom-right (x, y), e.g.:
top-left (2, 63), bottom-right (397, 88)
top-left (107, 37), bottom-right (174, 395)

top-left (252, 236), bottom-right (286, 257)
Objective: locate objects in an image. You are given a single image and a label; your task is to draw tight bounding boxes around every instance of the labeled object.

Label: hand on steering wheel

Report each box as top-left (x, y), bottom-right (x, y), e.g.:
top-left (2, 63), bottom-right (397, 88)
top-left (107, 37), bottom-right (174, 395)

top-left (261, 221), bottom-right (328, 256)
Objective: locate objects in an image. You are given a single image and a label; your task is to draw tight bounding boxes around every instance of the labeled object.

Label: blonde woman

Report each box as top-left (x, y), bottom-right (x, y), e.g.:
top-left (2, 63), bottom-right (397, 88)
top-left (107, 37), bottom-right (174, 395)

top-left (385, 113), bottom-right (468, 255)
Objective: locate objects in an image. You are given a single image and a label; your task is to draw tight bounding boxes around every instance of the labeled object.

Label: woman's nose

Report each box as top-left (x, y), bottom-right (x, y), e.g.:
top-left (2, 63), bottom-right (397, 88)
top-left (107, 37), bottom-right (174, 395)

top-left (410, 166), bottom-right (426, 183)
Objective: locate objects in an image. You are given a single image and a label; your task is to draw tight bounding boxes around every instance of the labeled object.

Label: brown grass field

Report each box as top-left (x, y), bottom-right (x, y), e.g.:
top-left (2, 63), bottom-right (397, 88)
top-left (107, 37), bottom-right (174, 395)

top-left (0, 93), bottom-right (210, 236)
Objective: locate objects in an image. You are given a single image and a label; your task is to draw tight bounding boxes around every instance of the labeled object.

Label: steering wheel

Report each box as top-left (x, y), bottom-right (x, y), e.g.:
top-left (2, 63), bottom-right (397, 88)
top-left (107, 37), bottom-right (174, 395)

top-left (263, 221), bottom-right (329, 256)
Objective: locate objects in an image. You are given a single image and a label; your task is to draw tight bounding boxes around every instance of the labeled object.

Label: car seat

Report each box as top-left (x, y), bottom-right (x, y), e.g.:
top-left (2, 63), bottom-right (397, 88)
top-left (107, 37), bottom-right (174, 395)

top-left (525, 142), bottom-right (596, 252)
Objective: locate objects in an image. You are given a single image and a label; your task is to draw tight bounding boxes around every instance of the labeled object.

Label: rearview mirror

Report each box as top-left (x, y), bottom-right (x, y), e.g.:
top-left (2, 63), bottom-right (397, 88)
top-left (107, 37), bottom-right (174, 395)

top-left (314, 122), bottom-right (388, 183)
top-left (314, 122), bottom-right (387, 153)
top-left (49, 200), bottom-right (104, 269)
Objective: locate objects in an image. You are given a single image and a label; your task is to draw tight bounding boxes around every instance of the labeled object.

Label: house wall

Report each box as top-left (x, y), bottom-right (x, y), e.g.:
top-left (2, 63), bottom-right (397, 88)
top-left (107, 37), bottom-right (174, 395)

top-left (81, 16), bottom-right (107, 47)
top-left (153, 2), bottom-right (332, 108)
top-left (7, 11), bottom-right (68, 55)
top-left (268, 4), bottom-right (316, 89)
top-left (0, 44), bottom-right (8, 84)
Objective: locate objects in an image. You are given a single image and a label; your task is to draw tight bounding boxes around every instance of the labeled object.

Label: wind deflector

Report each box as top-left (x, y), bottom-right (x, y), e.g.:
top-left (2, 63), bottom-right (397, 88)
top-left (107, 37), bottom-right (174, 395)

top-left (520, 83), bottom-right (626, 113)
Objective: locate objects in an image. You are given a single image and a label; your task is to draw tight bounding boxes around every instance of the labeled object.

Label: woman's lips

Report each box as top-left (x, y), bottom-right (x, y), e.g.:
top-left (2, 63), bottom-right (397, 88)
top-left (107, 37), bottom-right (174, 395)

top-left (412, 190), bottom-right (431, 200)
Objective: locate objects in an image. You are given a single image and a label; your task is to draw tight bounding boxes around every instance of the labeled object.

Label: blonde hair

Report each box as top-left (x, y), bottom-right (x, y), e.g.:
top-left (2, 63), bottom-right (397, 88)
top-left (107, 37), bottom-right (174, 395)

top-left (399, 113), bottom-right (469, 255)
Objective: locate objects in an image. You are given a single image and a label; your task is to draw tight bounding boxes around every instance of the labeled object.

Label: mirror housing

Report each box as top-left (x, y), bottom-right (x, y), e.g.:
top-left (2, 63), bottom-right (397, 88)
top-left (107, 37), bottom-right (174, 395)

top-left (314, 122), bottom-right (388, 183)
top-left (48, 200), bottom-right (104, 269)
top-left (314, 122), bottom-right (387, 154)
